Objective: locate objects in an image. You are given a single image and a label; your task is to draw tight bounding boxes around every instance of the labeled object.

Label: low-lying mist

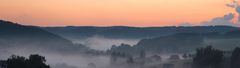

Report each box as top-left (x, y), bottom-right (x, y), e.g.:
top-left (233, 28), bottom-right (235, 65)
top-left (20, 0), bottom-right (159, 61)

top-left (203, 38), bottom-right (240, 50)
top-left (0, 47), bottom-right (110, 68)
top-left (0, 35), bottom-right (141, 68)
top-left (72, 36), bottom-right (140, 50)
top-left (0, 44), bottom-right (186, 68)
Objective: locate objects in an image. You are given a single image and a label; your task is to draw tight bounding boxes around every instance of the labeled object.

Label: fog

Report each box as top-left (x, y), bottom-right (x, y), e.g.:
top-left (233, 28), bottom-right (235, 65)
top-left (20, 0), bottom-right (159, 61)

top-left (0, 36), bottom-right (140, 68)
top-left (0, 46), bottom-right (110, 68)
top-left (0, 36), bottom-right (195, 68)
top-left (72, 36), bottom-right (140, 50)
top-left (0, 42), bottom-right (188, 68)
top-left (51, 63), bottom-right (78, 68)
top-left (203, 38), bottom-right (240, 50)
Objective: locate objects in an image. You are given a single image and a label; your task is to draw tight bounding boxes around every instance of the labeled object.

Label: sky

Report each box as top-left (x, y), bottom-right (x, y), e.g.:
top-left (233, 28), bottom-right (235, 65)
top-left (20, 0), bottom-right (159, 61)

top-left (0, 0), bottom-right (237, 27)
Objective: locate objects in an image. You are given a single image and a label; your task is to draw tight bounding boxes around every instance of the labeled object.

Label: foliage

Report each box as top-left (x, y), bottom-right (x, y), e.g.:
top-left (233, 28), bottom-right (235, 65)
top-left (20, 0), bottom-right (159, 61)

top-left (231, 47), bottom-right (240, 68)
top-left (193, 46), bottom-right (223, 68)
top-left (4, 54), bottom-right (50, 68)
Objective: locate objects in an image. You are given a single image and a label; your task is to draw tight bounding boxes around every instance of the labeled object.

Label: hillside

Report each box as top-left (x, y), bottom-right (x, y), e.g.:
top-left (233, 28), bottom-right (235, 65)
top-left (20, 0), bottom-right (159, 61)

top-left (43, 26), bottom-right (239, 40)
top-left (108, 30), bottom-right (240, 54)
top-left (0, 20), bottom-right (88, 54)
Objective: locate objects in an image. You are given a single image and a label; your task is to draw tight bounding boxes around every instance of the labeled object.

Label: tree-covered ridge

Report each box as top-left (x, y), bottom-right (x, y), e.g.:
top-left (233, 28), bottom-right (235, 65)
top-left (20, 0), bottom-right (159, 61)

top-left (108, 30), bottom-right (240, 54)
top-left (0, 20), bottom-right (103, 55)
top-left (43, 26), bottom-right (239, 39)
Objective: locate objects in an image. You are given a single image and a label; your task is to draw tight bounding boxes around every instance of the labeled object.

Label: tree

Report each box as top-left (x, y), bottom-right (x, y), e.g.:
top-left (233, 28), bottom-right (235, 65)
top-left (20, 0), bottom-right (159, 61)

top-left (28, 54), bottom-right (50, 68)
top-left (139, 50), bottom-right (146, 65)
top-left (5, 54), bottom-right (50, 68)
top-left (6, 55), bottom-right (27, 68)
top-left (87, 63), bottom-right (96, 68)
top-left (126, 56), bottom-right (134, 65)
top-left (140, 50), bottom-right (146, 59)
top-left (110, 52), bottom-right (118, 65)
top-left (150, 55), bottom-right (161, 61)
top-left (182, 53), bottom-right (188, 59)
top-left (193, 46), bottom-right (223, 68)
top-left (0, 60), bottom-right (7, 68)
top-left (231, 47), bottom-right (240, 68)
top-left (169, 55), bottom-right (180, 60)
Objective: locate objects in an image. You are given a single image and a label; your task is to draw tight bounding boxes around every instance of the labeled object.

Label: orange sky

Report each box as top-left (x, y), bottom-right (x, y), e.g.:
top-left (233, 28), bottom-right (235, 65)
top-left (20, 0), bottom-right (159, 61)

top-left (0, 0), bottom-right (236, 26)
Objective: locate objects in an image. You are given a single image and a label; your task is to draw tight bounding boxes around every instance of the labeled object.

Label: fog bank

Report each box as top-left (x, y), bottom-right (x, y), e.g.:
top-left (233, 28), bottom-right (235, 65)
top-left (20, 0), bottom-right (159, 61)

top-left (0, 47), bottom-right (110, 68)
top-left (72, 36), bottom-right (140, 50)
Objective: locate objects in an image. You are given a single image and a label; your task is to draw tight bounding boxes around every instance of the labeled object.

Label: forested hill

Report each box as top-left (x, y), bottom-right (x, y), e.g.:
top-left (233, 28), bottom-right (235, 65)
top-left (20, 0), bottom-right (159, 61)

top-left (109, 30), bottom-right (240, 54)
top-left (43, 26), bottom-right (239, 40)
top-left (0, 20), bottom-right (90, 54)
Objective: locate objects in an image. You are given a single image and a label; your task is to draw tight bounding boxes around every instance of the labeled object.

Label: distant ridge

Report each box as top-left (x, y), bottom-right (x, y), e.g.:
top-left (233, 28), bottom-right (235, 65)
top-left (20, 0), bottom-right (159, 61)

top-left (0, 20), bottom-right (88, 54)
top-left (43, 25), bottom-right (239, 40)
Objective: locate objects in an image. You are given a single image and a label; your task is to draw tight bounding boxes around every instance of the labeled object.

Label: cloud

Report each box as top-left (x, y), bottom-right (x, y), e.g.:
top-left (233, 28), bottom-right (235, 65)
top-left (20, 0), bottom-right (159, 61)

top-left (226, 0), bottom-right (240, 23)
top-left (226, 0), bottom-right (240, 14)
top-left (226, 0), bottom-right (238, 8)
top-left (226, 4), bottom-right (235, 8)
top-left (201, 13), bottom-right (238, 26)
top-left (200, 0), bottom-right (240, 27)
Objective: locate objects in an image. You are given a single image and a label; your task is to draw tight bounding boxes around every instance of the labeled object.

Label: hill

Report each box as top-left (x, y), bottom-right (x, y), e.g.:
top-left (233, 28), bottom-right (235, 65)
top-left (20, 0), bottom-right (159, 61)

top-left (0, 20), bottom-right (90, 54)
top-left (108, 30), bottom-right (240, 54)
top-left (43, 26), bottom-right (239, 40)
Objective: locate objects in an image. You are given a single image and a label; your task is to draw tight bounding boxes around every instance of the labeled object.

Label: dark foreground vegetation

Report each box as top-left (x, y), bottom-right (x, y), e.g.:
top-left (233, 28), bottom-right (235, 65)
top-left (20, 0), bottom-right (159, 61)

top-left (107, 46), bottom-right (240, 68)
top-left (1, 46), bottom-right (240, 68)
top-left (192, 46), bottom-right (240, 68)
top-left (0, 54), bottom-right (50, 68)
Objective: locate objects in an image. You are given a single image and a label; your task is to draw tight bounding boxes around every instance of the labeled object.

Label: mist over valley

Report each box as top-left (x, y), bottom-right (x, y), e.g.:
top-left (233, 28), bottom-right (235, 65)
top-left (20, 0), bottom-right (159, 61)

top-left (1, 20), bottom-right (240, 68)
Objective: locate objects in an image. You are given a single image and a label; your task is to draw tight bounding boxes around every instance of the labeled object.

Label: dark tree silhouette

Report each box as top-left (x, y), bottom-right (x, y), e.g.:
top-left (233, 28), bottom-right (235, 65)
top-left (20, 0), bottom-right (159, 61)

top-left (28, 54), bottom-right (50, 68)
top-left (169, 55), bottom-right (180, 60)
top-left (231, 47), bottom-right (240, 68)
top-left (126, 56), bottom-right (134, 65)
top-left (150, 55), bottom-right (162, 61)
top-left (87, 63), bottom-right (96, 68)
top-left (4, 54), bottom-right (50, 68)
top-left (6, 55), bottom-right (27, 68)
top-left (139, 50), bottom-right (146, 65)
top-left (140, 50), bottom-right (146, 59)
top-left (110, 52), bottom-right (129, 65)
top-left (0, 60), bottom-right (7, 68)
top-left (193, 46), bottom-right (223, 68)
top-left (182, 53), bottom-right (188, 59)
top-left (110, 52), bottom-right (118, 65)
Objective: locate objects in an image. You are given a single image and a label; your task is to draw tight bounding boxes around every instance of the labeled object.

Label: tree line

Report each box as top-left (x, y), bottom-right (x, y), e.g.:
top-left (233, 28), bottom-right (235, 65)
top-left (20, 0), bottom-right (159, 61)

top-left (193, 46), bottom-right (240, 68)
top-left (0, 54), bottom-right (50, 68)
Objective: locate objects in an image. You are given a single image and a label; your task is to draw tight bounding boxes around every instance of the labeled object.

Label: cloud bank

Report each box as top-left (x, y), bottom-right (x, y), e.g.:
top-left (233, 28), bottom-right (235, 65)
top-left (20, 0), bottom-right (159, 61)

top-left (200, 0), bottom-right (240, 27)
top-left (178, 0), bottom-right (240, 27)
top-left (201, 13), bottom-right (238, 26)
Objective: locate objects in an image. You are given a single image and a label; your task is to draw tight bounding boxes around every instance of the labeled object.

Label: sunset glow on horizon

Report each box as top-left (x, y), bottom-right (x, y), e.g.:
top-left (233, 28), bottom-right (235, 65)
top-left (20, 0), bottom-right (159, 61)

top-left (0, 0), bottom-right (237, 27)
